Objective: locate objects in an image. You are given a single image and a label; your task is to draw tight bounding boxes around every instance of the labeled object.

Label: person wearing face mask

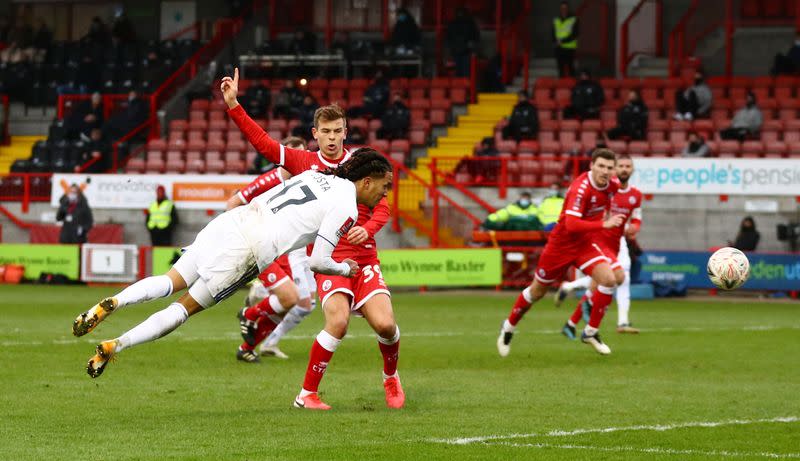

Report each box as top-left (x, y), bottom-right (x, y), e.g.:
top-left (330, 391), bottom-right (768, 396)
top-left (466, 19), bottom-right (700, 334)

top-left (606, 89), bottom-right (648, 141)
top-left (56, 184), bottom-right (93, 244)
top-left (729, 216), bottom-right (760, 252)
top-left (483, 192), bottom-right (542, 231)
top-left (146, 185), bottom-right (178, 246)
top-left (563, 69), bottom-right (604, 120)
top-left (681, 131), bottom-right (710, 157)
top-left (673, 70), bottom-right (712, 121)
top-left (391, 8), bottom-right (420, 56)
top-left (720, 92), bottom-right (763, 141)
top-left (537, 183), bottom-right (565, 231)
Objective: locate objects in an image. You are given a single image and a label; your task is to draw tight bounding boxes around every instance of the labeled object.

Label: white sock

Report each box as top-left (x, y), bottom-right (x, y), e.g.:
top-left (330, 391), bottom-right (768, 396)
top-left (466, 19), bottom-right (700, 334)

top-left (269, 294), bottom-right (287, 315)
top-left (116, 303), bottom-right (188, 352)
top-left (563, 276), bottom-right (592, 292)
top-left (115, 275), bottom-right (173, 308)
top-left (502, 319), bottom-right (516, 333)
top-left (383, 371), bottom-right (399, 380)
top-left (584, 325), bottom-right (598, 336)
top-left (264, 305), bottom-right (312, 347)
top-left (521, 286), bottom-right (533, 303)
top-left (617, 270), bottom-right (631, 325)
top-left (567, 319), bottom-right (576, 328)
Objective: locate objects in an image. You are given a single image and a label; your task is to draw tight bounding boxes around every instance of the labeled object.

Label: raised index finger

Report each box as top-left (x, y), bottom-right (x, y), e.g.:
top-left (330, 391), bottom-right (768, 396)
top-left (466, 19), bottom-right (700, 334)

top-left (233, 67), bottom-right (239, 85)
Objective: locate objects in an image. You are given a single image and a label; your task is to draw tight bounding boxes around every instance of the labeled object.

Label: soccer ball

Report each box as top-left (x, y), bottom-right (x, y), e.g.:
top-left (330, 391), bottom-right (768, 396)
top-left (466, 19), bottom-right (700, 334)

top-left (707, 247), bottom-right (750, 290)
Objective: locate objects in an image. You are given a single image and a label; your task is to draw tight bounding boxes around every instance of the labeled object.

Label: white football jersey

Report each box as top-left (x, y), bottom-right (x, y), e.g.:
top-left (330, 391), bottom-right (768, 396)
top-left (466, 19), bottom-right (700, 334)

top-left (241, 170), bottom-right (358, 270)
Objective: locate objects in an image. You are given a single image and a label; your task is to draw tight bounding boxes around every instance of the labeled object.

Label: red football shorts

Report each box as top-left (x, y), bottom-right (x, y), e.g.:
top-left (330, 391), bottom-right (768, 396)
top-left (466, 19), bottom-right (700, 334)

top-left (257, 255), bottom-right (293, 289)
top-left (316, 261), bottom-right (390, 311)
top-left (534, 238), bottom-right (610, 285)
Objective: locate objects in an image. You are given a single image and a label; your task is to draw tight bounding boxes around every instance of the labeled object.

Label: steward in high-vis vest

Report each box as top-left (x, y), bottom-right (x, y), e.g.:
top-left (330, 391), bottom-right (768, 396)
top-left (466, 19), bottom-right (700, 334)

top-left (483, 192), bottom-right (542, 231)
top-left (553, 1), bottom-right (579, 78)
top-left (146, 185), bottom-right (178, 246)
top-left (538, 184), bottom-right (565, 231)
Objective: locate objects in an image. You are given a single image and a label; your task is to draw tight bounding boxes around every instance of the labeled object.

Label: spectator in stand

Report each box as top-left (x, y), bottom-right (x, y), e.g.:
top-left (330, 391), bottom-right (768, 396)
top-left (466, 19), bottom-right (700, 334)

top-left (729, 216), bottom-right (760, 252)
top-left (674, 69), bottom-right (712, 121)
top-left (391, 8), bottom-right (421, 56)
top-left (0, 21), bottom-right (34, 64)
top-left (720, 91), bottom-right (762, 141)
top-left (681, 131), bottom-right (710, 157)
top-left (607, 89), bottom-right (648, 141)
top-left (74, 128), bottom-right (110, 172)
top-left (103, 90), bottom-right (148, 141)
top-left (32, 18), bottom-right (52, 62)
top-left (0, 16), bottom-right (11, 43)
top-left (146, 185), bottom-right (178, 246)
top-left (287, 29), bottom-right (316, 55)
top-left (482, 192), bottom-right (542, 231)
top-left (553, 1), bottom-right (579, 78)
top-left (243, 80), bottom-right (271, 118)
top-left (345, 125), bottom-right (367, 145)
top-left (85, 17), bottom-right (109, 46)
top-left (111, 10), bottom-right (136, 44)
top-left (347, 71), bottom-right (390, 118)
top-left (447, 7), bottom-right (480, 78)
top-left (502, 90), bottom-right (539, 141)
top-left (771, 34), bottom-right (800, 76)
top-left (460, 136), bottom-right (499, 183)
top-left (378, 92), bottom-right (410, 140)
top-left (537, 183), bottom-right (565, 231)
top-left (272, 80), bottom-right (305, 118)
top-left (481, 54), bottom-right (505, 92)
top-left (562, 69), bottom-right (604, 120)
top-left (66, 92), bottom-right (104, 140)
top-left (140, 50), bottom-right (168, 88)
top-left (292, 95), bottom-right (320, 138)
top-left (57, 184), bottom-right (93, 244)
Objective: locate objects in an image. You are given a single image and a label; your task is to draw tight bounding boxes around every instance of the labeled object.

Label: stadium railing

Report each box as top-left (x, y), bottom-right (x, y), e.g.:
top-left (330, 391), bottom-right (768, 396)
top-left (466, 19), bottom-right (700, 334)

top-left (498, 0), bottom-right (532, 90)
top-left (1, 94), bottom-right (8, 145)
top-left (57, 94), bottom-right (146, 121)
top-left (0, 173), bottom-right (52, 213)
top-left (620, 0), bottom-right (663, 77)
top-left (575, 0), bottom-right (612, 71)
top-left (669, 0), bottom-right (800, 78)
top-left (384, 154), bottom-right (586, 247)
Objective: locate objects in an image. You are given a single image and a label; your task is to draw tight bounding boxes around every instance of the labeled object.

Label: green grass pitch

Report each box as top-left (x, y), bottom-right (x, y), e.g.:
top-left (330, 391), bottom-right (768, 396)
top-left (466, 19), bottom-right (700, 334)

top-left (1, 284), bottom-right (798, 460)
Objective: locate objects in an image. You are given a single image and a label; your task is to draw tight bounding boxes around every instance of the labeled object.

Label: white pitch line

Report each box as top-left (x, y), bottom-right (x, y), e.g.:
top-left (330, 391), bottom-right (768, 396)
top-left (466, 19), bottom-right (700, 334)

top-left (432, 416), bottom-right (800, 445)
top-left (2, 324), bottom-right (800, 348)
top-left (488, 441), bottom-right (800, 459)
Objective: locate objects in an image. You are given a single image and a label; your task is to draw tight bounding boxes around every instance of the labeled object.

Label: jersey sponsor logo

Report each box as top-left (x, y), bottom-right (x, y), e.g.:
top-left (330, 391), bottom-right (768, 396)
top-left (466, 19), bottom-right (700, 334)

top-left (322, 279), bottom-right (332, 291)
top-left (267, 273), bottom-right (277, 283)
top-left (335, 217), bottom-right (356, 239)
top-left (629, 195), bottom-right (637, 205)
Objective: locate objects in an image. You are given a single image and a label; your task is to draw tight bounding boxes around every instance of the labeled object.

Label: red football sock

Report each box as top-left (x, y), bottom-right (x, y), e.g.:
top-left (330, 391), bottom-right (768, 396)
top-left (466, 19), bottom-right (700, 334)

top-left (241, 316), bottom-right (279, 351)
top-left (377, 327), bottom-right (400, 376)
top-left (508, 288), bottom-right (533, 326)
top-left (302, 331), bottom-right (341, 393)
top-left (588, 287), bottom-right (614, 329)
top-left (246, 295), bottom-right (284, 322)
top-left (569, 293), bottom-right (589, 325)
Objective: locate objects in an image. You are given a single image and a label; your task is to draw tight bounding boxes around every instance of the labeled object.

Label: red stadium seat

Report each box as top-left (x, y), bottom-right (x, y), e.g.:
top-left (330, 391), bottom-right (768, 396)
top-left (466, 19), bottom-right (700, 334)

top-left (765, 141), bottom-right (787, 157)
top-left (147, 138), bottom-right (167, 152)
top-left (517, 140), bottom-right (539, 154)
top-left (126, 157), bottom-right (146, 173)
top-left (628, 141), bottom-right (650, 157)
top-left (497, 139), bottom-right (517, 154)
top-left (389, 139), bottom-right (410, 155)
top-left (718, 140), bottom-right (741, 156)
top-left (169, 119), bottom-right (188, 133)
top-left (650, 140), bottom-right (672, 156)
top-left (741, 140), bottom-right (763, 157)
top-left (190, 99), bottom-right (209, 111)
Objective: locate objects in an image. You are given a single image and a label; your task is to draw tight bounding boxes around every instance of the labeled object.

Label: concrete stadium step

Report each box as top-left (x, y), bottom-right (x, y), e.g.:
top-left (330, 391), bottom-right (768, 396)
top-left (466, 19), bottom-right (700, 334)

top-left (0, 136), bottom-right (44, 173)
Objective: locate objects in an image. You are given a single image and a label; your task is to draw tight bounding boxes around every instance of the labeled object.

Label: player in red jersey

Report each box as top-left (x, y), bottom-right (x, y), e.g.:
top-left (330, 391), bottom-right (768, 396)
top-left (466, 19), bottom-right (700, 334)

top-left (222, 69), bottom-right (404, 410)
top-left (560, 154), bottom-right (643, 336)
top-left (497, 148), bottom-right (625, 356)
